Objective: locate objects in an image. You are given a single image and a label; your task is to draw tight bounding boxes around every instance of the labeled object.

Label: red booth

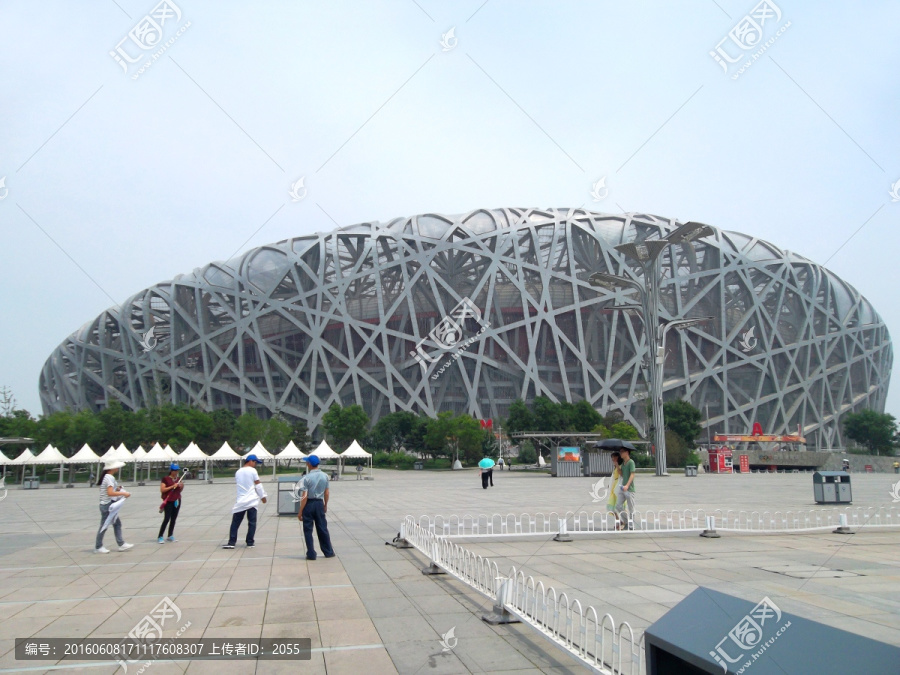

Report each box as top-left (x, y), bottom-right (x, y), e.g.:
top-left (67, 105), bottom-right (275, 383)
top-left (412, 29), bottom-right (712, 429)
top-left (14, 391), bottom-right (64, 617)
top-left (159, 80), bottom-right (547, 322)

top-left (708, 447), bottom-right (733, 473)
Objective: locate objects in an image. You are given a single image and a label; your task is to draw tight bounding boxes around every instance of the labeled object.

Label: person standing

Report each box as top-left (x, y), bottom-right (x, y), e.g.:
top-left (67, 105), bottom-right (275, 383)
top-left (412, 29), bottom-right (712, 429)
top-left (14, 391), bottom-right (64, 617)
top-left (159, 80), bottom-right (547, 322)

top-left (158, 464), bottom-right (184, 543)
top-left (223, 455), bottom-right (267, 549)
top-left (296, 455), bottom-right (334, 560)
top-left (95, 460), bottom-right (134, 554)
top-left (616, 447), bottom-right (636, 530)
top-left (497, 456), bottom-right (504, 471)
top-left (607, 451), bottom-right (622, 521)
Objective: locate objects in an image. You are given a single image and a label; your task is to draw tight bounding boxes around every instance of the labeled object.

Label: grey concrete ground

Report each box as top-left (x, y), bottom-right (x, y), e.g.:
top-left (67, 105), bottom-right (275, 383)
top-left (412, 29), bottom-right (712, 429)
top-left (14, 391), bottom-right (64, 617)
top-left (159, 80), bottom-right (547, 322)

top-left (0, 468), bottom-right (898, 674)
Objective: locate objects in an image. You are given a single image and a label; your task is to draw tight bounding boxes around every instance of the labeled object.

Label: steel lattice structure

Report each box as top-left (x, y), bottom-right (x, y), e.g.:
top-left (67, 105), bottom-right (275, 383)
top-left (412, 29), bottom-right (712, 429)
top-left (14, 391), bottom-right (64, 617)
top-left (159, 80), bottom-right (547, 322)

top-left (40, 208), bottom-right (892, 446)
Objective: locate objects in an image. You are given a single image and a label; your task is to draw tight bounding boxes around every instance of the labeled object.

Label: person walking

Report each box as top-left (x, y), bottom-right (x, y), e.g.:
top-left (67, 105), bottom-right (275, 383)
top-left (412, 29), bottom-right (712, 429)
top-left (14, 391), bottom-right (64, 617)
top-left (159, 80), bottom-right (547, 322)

top-left (223, 454), bottom-right (267, 549)
top-left (158, 464), bottom-right (184, 543)
top-left (478, 457), bottom-right (495, 489)
top-left (95, 460), bottom-right (134, 554)
top-left (616, 447), bottom-right (636, 530)
top-left (296, 455), bottom-right (334, 560)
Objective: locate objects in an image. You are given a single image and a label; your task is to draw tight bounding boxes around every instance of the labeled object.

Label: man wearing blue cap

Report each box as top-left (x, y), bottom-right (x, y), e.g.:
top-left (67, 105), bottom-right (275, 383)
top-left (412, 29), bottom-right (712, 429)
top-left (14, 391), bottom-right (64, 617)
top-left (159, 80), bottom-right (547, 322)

top-left (223, 455), bottom-right (268, 549)
top-left (296, 455), bottom-right (334, 560)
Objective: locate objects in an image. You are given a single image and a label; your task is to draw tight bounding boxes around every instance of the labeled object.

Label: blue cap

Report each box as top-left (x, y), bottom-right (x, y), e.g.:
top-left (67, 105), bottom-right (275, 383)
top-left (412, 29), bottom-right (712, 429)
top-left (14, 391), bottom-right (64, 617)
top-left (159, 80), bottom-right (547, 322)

top-left (169, 463), bottom-right (180, 471)
top-left (244, 454), bottom-right (262, 464)
top-left (306, 455), bottom-right (320, 467)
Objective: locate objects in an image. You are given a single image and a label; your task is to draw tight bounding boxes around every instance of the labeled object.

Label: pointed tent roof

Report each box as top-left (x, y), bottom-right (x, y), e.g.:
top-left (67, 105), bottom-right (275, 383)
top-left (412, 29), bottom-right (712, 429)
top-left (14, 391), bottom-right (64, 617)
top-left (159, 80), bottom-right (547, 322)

top-left (340, 440), bottom-right (372, 458)
top-left (33, 444), bottom-right (68, 464)
top-left (132, 446), bottom-right (148, 461)
top-left (310, 440), bottom-right (340, 459)
top-left (210, 441), bottom-right (241, 460)
top-left (101, 446), bottom-right (119, 460)
top-left (144, 442), bottom-right (171, 462)
top-left (115, 443), bottom-right (133, 461)
top-left (277, 440), bottom-right (307, 460)
top-left (247, 441), bottom-right (275, 460)
top-left (164, 445), bottom-right (179, 460)
top-left (177, 442), bottom-right (209, 461)
top-left (0, 451), bottom-right (12, 465)
top-left (68, 443), bottom-right (103, 464)
top-left (9, 448), bottom-right (36, 465)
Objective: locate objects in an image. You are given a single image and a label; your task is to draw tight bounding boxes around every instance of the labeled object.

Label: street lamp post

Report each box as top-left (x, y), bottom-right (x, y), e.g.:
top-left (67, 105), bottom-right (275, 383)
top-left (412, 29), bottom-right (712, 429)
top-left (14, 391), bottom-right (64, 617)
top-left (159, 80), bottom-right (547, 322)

top-left (590, 221), bottom-right (714, 476)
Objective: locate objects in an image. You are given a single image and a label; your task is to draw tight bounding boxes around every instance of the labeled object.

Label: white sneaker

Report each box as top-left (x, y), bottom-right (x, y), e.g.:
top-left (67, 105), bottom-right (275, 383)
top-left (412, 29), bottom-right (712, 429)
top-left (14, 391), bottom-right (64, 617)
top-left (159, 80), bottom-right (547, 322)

top-left (95, 547), bottom-right (110, 554)
top-left (118, 543), bottom-right (134, 552)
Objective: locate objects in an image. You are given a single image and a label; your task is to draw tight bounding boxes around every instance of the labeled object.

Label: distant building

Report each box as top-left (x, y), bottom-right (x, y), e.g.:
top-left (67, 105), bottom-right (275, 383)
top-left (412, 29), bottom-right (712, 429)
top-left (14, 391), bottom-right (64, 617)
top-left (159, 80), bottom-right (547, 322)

top-left (40, 208), bottom-right (892, 447)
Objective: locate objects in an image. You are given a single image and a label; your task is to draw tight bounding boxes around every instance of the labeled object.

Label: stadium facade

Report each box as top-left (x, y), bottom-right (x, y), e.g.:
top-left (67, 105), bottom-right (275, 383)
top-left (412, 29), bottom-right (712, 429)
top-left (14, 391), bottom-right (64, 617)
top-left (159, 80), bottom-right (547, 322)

top-left (40, 208), bottom-right (892, 448)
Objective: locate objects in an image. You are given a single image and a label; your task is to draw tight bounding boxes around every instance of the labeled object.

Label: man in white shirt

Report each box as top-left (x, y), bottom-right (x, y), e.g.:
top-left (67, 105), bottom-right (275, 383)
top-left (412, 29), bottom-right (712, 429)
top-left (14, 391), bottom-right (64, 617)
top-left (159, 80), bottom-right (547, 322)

top-left (223, 454), bottom-right (267, 549)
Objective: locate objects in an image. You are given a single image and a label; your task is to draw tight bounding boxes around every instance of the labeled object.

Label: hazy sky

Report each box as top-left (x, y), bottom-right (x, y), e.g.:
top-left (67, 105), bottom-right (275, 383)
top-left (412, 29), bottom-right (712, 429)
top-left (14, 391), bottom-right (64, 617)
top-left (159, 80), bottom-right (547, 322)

top-left (1, 0), bottom-right (898, 420)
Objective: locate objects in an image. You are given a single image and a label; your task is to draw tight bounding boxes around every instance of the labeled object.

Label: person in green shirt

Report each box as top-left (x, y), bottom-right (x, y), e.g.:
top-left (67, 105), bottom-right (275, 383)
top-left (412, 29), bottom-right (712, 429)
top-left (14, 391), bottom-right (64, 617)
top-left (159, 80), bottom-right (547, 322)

top-left (615, 447), bottom-right (636, 530)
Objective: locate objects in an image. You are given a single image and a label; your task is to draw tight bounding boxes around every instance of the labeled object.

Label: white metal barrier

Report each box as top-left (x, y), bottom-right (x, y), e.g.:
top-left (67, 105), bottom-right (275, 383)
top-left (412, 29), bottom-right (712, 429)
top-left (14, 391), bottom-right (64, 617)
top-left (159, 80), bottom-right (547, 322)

top-left (399, 518), bottom-right (644, 674)
top-left (413, 506), bottom-right (899, 539)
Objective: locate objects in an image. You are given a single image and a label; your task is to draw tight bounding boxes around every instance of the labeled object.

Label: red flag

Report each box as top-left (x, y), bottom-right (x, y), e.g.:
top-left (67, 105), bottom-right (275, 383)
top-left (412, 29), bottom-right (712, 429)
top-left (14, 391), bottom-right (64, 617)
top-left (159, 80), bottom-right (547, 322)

top-left (480, 419), bottom-right (493, 429)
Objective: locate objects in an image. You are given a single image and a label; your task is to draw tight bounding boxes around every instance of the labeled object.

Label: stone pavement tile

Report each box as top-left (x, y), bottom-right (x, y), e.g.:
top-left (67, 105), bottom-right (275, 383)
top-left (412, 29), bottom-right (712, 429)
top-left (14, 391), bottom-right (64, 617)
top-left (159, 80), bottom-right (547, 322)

top-left (620, 584), bottom-right (686, 604)
top-left (34, 612), bottom-right (109, 638)
top-left (409, 592), bottom-right (476, 615)
top-left (381, 640), bottom-right (470, 674)
top-left (354, 582), bottom-right (407, 601)
top-left (207, 603), bottom-right (265, 628)
top-left (311, 585), bottom-right (359, 603)
top-left (260, 621), bottom-right (321, 647)
top-left (265, 588), bottom-right (315, 605)
top-left (323, 645), bottom-right (398, 674)
top-left (200, 624), bottom-right (262, 639)
top-left (360, 596), bottom-right (417, 618)
top-left (216, 590), bottom-right (266, 607)
top-left (167, 592), bottom-right (224, 610)
top-left (263, 600), bottom-right (316, 624)
top-left (318, 618), bottom-right (380, 648)
top-left (314, 598), bottom-right (369, 621)
top-left (371, 615), bottom-right (440, 644)
top-left (254, 653), bottom-right (327, 675)
top-left (452, 635), bottom-right (550, 673)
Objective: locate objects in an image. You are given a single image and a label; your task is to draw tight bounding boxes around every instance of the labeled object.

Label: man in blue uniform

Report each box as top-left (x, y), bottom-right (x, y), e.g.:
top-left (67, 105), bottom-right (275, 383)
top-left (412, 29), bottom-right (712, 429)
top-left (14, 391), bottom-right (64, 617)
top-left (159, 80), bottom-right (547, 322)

top-left (297, 455), bottom-right (335, 560)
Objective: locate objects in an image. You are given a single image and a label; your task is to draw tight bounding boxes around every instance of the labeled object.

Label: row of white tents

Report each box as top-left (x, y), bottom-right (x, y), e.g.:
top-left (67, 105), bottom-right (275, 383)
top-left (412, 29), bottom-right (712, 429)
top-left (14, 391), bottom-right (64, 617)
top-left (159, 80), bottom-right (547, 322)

top-left (0, 439), bottom-right (373, 483)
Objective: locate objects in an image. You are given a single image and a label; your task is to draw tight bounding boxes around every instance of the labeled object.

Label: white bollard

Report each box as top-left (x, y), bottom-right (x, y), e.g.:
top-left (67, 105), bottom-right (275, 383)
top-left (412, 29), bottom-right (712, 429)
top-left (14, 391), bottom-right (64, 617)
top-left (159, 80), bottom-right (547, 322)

top-left (700, 515), bottom-right (720, 538)
top-left (833, 512), bottom-right (851, 535)
top-left (554, 516), bottom-right (573, 542)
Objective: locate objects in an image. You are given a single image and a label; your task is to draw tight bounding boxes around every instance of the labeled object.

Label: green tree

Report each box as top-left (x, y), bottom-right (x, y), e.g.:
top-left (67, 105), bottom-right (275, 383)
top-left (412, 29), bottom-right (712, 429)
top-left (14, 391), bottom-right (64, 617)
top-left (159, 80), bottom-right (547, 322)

top-left (532, 396), bottom-right (564, 432)
top-left (209, 409), bottom-right (237, 450)
top-left (568, 400), bottom-right (602, 432)
top-left (321, 404), bottom-right (370, 451)
top-left (263, 416), bottom-right (292, 450)
top-left (664, 399), bottom-right (703, 449)
top-left (424, 411), bottom-right (456, 459)
top-left (843, 410), bottom-right (898, 456)
top-left (505, 399), bottom-right (533, 435)
top-left (609, 421), bottom-right (640, 441)
top-left (232, 412), bottom-right (266, 450)
top-left (369, 411), bottom-right (418, 452)
top-left (290, 419), bottom-right (313, 453)
top-left (664, 429), bottom-right (689, 468)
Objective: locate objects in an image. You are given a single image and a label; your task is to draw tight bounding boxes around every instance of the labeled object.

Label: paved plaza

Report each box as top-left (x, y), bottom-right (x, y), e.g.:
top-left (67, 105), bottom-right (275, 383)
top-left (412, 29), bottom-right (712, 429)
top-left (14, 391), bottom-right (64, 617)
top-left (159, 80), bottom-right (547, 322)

top-left (0, 468), bottom-right (899, 673)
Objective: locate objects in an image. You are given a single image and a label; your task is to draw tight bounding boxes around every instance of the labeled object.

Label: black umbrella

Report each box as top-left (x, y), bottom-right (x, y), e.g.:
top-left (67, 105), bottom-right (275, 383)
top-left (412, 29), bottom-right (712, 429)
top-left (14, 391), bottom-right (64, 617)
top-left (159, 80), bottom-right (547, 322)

top-left (595, 439), bottom-right (638, 451)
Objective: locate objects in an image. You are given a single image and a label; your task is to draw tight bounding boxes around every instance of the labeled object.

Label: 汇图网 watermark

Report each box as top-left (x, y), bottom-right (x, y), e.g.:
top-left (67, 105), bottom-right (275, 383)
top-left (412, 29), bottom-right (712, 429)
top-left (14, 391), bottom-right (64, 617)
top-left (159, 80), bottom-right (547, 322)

top-left (115, 596), bottom-right (191, 673)
top-left (709, 596), bottom-right (791, 673)
top-left (110, 1), bottom-right (191, 81)
top-left (710, 1), bottom-right (791, 81)
top-left (410, 298), bottom-right (490, 380)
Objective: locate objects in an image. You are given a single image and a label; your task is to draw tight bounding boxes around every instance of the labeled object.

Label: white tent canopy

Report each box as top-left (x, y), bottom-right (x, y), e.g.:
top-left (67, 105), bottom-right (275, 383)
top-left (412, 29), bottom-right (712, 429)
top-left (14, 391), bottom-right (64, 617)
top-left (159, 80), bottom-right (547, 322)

top-left (114, 443), bottom-right (133, 461)
top-left (132, 446), bottom-right (148, 461)
top-left (164, 445), bottom-right (179, 460)
top-left (0, 451), bottom-right (12, 466)
top-left (32, 445), bottom-right (68, 464)
top-left (247, 441), bottom-right (275, 460)
top-left (310, 441), bottom-right (340, 459)
top-left (340, 440), bottom-right (371, 458)
top-left (178, 442), bottom-right (209, 461)
top-left (144, 443), bottom-right (171, 462)
top-left (9, 449), bottom-right (34, 465)
top-left (68, 444), bottom-right (102, 463)
top-left (210, 441), bottom-right (241, 460)
top-left (277, 440), bottom-right (307, 460)
top-left (101, 446), bottom-right (119, 460)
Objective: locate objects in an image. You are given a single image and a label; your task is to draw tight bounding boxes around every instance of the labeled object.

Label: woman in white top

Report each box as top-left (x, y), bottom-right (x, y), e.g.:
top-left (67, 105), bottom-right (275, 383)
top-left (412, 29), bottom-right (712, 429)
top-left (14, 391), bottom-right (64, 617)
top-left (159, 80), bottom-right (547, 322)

top-left (95, 460), bottom-right (134, 553)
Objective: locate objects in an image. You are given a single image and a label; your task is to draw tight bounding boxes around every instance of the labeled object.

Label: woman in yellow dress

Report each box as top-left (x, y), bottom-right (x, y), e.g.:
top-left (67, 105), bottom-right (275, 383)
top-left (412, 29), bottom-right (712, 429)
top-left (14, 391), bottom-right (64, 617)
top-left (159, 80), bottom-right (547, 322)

top-left (607, 451), bottom-right (622, 524)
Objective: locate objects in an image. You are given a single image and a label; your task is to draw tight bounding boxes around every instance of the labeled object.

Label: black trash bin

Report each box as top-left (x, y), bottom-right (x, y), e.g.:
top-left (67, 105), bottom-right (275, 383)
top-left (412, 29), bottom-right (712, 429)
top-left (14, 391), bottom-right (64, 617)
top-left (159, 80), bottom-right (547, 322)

top-left (813, 471), bottom-right (852, 504)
